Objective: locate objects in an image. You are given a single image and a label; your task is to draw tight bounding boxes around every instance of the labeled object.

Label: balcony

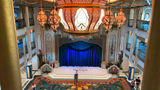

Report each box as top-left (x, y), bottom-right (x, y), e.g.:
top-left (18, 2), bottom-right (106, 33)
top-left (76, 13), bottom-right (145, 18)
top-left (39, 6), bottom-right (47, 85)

top-left (128, 19), bottom-right (150, 31)
top-left (128, 19), bottom-right (134, 27)
top-left (15, 19), bottom-right (26, 29)
top-left (136, 20), bottom-right (150, 31)
top-left (15, 18), bottom-right (34, 29)
top-left (137, 49), bottom-right (146, 61)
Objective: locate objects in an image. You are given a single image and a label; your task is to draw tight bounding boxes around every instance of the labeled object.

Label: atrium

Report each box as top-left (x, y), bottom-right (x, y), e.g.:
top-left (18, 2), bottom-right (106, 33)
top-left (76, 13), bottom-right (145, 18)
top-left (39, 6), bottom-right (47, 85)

top-left (0, 0), bottom-right (159, 90)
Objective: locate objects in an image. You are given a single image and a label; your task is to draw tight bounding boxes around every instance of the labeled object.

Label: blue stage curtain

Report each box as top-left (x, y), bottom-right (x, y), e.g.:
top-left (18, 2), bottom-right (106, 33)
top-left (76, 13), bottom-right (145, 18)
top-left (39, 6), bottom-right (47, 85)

top-left (59, 41), bottom-right (102, 67)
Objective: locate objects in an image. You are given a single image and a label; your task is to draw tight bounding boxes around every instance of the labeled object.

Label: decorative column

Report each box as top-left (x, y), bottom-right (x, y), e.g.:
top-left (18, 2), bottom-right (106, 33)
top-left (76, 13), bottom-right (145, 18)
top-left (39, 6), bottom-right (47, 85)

top-left (122, 8), bottom-right (130, 61)
top-left (142, 0), bottom-right (160, 89)
top-left (52, 32), bottom-right (59, 68)
top-left (23, 37), bottom-right (27, 65)
top-left (105, 32), bottom-right (111, 64)
top-left (134, 39), bottom-right (140, 66)
top-left (101, 34), bottom-right (107, 68)
top-left (41, 28), bottom-right (46, 62)
top-left (19, 6), bottom-right (24, 19)
top-left (129, 8), bottom-right (138, 66)
top-left (115, 29), bottom-right (121, 63)
top-left (122, 26), bottom-right (128, 59)
top-left (55, 34), bottom-right (59, 62)
top-left (0, 0), bottom-right (22, 89)
top-left (33, 7), bottom-right (40, 55)
top-left (25, 6), bottom-right (32, 63)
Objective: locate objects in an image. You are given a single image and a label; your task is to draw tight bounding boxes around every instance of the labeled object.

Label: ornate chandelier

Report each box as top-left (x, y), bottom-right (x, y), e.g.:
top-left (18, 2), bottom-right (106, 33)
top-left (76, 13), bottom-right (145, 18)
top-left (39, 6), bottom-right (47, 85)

top-left (48, 7), bottom-right (61, 31)
top-left (116, 9), bottom-right (126, 28)
top-left (56, 0), bottom-right (106, 34)
top-left (102, 7), bottom-right (115, 32)
top-left (37, 1), bottom-right (47, 27)
top-left (116, 0), bottom-right (126, 28)
top-left (37, 0), bottom-right (126, 33)
top-left (37, 0), bottom-right (60, 31)
top-left (102, 0), bottom-right (126, 32)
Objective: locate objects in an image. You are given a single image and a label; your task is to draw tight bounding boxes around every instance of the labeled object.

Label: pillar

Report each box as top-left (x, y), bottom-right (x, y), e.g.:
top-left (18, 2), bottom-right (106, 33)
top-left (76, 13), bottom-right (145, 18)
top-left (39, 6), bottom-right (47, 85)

top-left (33, 7), bottom-right (40, 55)
top-left (52, 32), bottom-right (56, 62)
top-left (129, 8), bottom-right (138, 66)
top-left (41, 28), bottom-right (46, 62)
top-left (101, 34), bottom-right (107, 68)
top-left (115, 30), bottom-right (121, 62)
top-left (105, 32), bottom-right (111, 64)
top-left (25, 6), bottom-right (32, 63)
top-left (19, 6), bottom-right (24, 19)
top-left (142, 0), bottom-right (160, 89)
top-left (134, 39), bottom-right (140, 66)
top-left (0, 0), bottom-right (22, 89)
top-left (23, 37), bottom-right (27, 65)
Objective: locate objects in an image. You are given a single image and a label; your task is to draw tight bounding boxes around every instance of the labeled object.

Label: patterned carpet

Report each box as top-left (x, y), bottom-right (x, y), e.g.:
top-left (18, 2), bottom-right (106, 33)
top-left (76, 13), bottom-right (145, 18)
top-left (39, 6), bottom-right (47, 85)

top-left (25, 75), bottom-right (131, 90)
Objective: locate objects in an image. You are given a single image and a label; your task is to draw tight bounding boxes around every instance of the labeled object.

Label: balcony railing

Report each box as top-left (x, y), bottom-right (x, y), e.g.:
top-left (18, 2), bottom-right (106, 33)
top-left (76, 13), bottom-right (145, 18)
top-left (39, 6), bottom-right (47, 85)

top-left (128, 19), bottom-right (150, 31)
top-left (138, 49), bottom-right (146, 61)
top-left (16, 19), bottom-right (26, 29)
top-left (136, 20), bottom-right (150, 31)
top-left (128, 19), bottom-right (134, 27)
top-left (18, 44), bottom-right (24, 58)
top-left (15, 18), bottom-right (34, 29)
top-left (29, 18), bottom-right (34, 26)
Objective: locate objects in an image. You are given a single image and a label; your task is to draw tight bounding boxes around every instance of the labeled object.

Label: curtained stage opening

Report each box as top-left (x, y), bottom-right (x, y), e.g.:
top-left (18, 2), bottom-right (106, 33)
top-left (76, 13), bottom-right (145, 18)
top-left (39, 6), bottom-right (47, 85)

top-left (59, 41), bottom-right (102, 67)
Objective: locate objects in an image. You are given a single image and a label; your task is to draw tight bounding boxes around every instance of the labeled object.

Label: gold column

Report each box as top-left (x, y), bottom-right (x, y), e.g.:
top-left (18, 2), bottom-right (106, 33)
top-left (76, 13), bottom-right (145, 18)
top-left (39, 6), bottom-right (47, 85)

top-left (141, 0), bottom-right (160, 90)
top-left (0, 0), bottom-right (22, 90)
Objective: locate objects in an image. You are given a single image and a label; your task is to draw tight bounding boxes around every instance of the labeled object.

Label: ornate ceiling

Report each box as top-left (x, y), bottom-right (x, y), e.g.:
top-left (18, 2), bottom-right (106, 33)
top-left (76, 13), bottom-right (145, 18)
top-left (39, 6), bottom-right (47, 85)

top-left (15, 0), bottom-right (151, 7)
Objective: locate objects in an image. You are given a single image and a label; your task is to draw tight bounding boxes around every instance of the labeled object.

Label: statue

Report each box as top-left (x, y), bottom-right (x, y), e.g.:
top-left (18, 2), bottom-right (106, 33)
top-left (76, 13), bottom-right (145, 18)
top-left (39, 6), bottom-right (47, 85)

top-left (117, 51), bottom-right (123, 68)
top-left (37, 50), bottom-right (45, 68)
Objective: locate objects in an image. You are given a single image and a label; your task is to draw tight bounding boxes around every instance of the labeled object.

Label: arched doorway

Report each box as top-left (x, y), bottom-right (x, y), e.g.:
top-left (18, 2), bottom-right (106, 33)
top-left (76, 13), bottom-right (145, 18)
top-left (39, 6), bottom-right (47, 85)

top-left (59, 41), bottom-right (102, 67)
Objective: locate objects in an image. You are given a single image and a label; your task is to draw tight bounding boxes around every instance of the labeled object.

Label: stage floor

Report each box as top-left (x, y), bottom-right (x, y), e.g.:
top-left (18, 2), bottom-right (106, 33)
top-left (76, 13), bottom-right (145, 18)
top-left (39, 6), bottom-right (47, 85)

top-left (48, 66), bottom-right (113, 80)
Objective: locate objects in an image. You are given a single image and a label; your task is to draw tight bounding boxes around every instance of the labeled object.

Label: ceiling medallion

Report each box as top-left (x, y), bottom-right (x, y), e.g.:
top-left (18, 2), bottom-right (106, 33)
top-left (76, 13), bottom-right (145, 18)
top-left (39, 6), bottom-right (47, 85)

top-left (48, 8), bottom-right (61, 31)
top-left (37, 8), bottom-right (47, 27)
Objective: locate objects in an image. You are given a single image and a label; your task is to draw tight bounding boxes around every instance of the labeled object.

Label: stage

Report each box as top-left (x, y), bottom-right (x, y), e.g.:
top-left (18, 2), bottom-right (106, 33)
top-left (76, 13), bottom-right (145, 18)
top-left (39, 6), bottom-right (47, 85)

top-left (48, 66), bottom-right (114, 80)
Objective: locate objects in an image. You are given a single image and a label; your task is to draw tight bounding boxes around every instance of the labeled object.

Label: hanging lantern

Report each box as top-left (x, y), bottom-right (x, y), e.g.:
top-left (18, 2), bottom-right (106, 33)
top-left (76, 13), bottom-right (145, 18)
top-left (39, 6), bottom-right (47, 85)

top-left (116, 0), bottom-right (126, 28)
top-left (116, 9), bottom-right (126, 28)
top-left (37, 8), bottom-right (47, 27)
top-left (102, 7), bottom-right (115, 32)
top-left (48, 8), bottom-right (61, 31)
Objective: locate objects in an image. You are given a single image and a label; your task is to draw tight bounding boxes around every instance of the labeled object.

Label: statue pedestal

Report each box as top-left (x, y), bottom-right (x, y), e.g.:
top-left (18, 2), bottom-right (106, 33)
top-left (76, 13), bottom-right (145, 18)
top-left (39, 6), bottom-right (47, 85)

top-left (55, 61), bottom-right (59, 68)
top-left (101, 61), bottom-right (106, 69)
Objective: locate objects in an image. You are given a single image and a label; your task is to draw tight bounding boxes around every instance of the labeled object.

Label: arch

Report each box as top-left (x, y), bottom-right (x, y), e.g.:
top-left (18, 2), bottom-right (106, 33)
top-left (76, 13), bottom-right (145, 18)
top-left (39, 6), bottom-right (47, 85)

top-left (141, 7), bottom-right (152, 21)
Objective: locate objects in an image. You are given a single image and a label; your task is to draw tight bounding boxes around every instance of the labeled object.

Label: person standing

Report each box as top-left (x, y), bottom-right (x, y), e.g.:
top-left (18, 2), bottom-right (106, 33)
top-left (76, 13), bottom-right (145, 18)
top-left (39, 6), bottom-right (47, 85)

top-left (131, 80), bottom-right (135, 90)
top-left (74, 70), bottom-right (78, 86)
top-left (135, 77), bottom-right (141, 90)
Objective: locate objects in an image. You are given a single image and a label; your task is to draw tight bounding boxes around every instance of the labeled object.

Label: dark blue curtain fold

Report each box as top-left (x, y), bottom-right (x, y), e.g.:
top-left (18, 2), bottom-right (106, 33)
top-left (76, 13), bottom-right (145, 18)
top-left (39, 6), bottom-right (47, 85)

top-left (59, 41), bottom-right (102, 67)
